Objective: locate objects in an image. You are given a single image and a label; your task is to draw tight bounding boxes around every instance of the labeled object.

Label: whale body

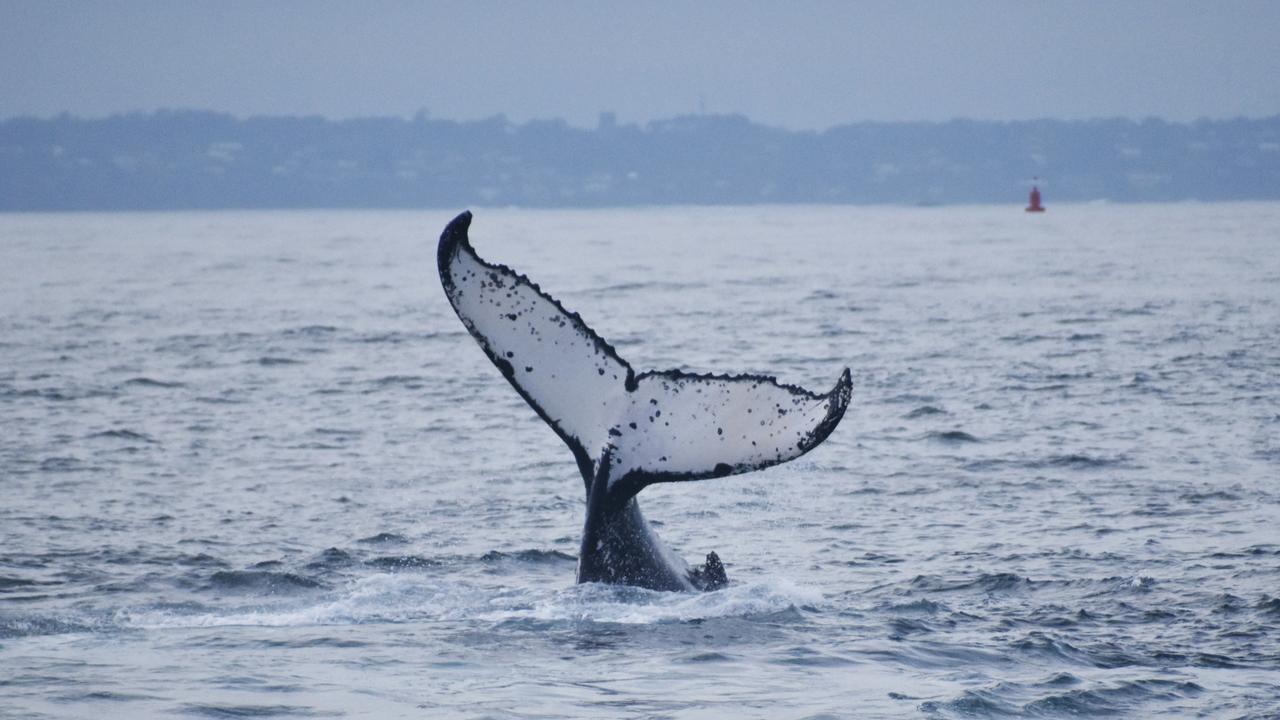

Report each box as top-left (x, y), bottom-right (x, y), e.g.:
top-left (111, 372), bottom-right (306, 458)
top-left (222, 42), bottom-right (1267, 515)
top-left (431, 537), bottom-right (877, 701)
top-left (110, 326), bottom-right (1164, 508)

top-left (437, 211), bottom-right (851, 591)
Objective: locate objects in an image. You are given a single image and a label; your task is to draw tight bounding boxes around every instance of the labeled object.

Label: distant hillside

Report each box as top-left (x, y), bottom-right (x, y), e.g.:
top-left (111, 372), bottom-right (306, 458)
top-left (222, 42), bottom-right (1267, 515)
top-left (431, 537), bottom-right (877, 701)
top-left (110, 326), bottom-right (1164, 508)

top-left (2, 111), bottom-right (1278, 210)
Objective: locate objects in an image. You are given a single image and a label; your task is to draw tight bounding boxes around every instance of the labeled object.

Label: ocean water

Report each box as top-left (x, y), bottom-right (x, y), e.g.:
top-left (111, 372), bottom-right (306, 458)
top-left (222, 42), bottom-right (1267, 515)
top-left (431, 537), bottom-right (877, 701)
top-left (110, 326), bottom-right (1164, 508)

top-left (1, 203), bottom-right (1278, 718)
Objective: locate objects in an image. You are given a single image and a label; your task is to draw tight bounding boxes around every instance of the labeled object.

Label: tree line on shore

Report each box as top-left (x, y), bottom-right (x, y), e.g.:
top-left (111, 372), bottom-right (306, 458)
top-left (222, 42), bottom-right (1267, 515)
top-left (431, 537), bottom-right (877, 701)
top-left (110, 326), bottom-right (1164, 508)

top-left (2, 110), bottom-right (1277, 210)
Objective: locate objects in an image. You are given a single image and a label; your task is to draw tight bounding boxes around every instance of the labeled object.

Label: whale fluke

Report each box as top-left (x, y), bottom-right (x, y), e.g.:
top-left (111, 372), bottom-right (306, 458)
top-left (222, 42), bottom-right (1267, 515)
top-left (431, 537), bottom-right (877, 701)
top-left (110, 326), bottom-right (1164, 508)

top-left (437, 210), bottom-right (851, 591)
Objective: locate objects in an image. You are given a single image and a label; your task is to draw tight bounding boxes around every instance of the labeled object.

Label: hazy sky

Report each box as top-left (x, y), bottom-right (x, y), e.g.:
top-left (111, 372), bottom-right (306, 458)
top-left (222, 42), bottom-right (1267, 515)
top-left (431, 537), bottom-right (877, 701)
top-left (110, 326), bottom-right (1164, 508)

top-left (4, 1), bottom-right (1279, 129)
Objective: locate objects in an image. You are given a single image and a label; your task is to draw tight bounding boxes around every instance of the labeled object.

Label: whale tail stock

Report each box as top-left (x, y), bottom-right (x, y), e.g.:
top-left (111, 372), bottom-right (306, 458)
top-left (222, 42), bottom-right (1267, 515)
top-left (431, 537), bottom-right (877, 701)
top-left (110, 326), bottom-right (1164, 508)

top-left (437, 210), bottom-right (851, 590)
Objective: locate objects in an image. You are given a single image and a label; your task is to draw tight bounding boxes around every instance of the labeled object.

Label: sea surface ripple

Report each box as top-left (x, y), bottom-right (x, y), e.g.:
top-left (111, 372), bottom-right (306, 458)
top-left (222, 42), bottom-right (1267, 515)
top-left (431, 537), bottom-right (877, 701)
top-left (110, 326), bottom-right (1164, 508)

top-left (1, 204), bottom-right (1278, 718)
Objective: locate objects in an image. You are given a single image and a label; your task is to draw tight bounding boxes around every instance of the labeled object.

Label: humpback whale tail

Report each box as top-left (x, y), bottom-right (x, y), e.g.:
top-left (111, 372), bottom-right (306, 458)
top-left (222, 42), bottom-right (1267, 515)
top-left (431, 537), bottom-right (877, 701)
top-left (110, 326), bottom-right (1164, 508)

top-left (437, 211), bottom-right (851, 591)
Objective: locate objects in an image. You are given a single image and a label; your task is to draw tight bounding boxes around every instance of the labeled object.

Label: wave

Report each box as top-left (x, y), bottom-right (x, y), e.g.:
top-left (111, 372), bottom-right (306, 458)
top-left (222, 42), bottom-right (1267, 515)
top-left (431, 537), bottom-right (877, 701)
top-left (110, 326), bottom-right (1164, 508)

top-left (281, 325), bottom-right (338, 337)
top-left (311, 427), bottom-right (363, 438)
top-left (1255, 596), bottom-right (1280, 616)
top-left (583, 280), bottom-right (706, 296)
top-left (1178, 489), bottom-right (1242, 503)
top-left (909, 572), bottom-right (1033, 594)
top-left (350, 330), bottom-right (459, 345)
top-left (480, 549), bottom-right (576, 564)
top-left (123, 377), bottom-right (185, 388)
top-left (880, 599), bottom-right (949, 615)
top-left (206, 570), bottom-right (327, 594)
top-left (9, 386), bottom-right (118, 401)
top-left (355, 532), bottom-right (408, 545)
top-left (254, 356), bottom-right (303, 366)
top-left (38, 456), bottom-right (94, 473)
top-left (86, 429), bottom-right (157, 443)
top-left (363, 555), bottom-right (442, 571)
top-left (179, 703), bottom-right (337, 718)
top-left (1036, 454), bottom-right (1128, 470)
top-left (367, 375), bottom-right (426, 389)
top-left (0, 575), bottom-right (39, 590)
top-left (1022, 678), bottom-right (1204, 715)
top-left (962, 454), bottom-right (1133, 473)
top-left (924, 430), bottom-right (981, 444)
top-left (922, 677), bottom-right (1203, 717)
top-left (1011, 632), bottom-right (1132, 668)
top-left (305, 548), bottom-right (357, 570)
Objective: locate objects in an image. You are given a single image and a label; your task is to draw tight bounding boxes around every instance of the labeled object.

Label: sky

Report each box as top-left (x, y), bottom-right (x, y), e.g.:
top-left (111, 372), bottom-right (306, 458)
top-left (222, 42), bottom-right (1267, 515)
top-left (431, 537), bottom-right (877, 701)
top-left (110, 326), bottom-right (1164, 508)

top-left (3, 1), bottom-right (1279, 130)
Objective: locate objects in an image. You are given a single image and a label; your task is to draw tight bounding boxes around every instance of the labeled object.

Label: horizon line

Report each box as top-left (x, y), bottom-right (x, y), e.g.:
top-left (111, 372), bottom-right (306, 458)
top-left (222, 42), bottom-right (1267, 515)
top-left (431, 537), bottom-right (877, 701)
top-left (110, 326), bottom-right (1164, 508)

top-left (5, 108), bottom-right (1280, 132)
top-left (6, 199), bottom-right (1279, 217)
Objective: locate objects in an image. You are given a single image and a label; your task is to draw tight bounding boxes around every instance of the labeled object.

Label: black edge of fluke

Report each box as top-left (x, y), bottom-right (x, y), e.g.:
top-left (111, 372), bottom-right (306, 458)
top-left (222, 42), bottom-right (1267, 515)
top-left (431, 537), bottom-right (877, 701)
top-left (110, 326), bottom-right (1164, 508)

top-left (636, 366), bottom-right (841, 402)
top-left (436, 209), bottom-right (636, 378)
top-left (435, 208), bottom-right (626, 493)
top-left (436, 210), bottom-right (473, 283)
top-left (806, 367), bottom-right (852, 454)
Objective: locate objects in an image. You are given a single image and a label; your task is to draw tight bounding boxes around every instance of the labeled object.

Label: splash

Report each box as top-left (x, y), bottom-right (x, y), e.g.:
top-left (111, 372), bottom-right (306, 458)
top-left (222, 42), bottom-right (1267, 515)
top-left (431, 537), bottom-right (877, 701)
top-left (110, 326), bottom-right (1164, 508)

top-left (114, 574), bottom-right (824, 630)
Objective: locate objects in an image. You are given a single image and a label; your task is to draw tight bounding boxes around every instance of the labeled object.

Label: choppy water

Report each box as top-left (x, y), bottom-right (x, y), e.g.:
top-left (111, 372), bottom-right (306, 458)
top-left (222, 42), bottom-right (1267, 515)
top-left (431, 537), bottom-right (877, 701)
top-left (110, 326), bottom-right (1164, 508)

top-left (1, 204), bottom-right (1278, 718)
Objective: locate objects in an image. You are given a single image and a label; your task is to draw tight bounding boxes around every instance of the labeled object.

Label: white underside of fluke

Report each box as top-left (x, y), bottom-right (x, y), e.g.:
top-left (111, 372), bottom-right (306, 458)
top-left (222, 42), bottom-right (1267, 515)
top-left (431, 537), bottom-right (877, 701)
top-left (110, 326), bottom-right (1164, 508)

top-left (437, 211), bottom-right (851, 500)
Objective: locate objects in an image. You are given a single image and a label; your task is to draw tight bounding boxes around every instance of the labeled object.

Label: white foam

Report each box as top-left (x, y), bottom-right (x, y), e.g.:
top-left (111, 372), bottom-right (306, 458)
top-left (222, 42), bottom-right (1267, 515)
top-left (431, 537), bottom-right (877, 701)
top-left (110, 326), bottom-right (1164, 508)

top-left (114, 574), bottom-right (825, 629)
top-left (508, 578), bottom-right (825, 624)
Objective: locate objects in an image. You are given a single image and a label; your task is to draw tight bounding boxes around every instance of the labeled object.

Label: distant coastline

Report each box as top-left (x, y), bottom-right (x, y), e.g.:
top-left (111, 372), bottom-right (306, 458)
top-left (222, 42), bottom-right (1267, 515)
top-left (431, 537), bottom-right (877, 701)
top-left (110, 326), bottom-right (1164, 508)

top-left (2, 111), bottom-right (1278, 211)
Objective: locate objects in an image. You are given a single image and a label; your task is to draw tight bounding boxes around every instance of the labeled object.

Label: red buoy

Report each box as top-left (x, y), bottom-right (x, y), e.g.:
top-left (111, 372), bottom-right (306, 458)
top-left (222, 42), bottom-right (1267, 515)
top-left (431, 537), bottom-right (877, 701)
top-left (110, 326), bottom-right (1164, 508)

top-left (1026, 182), bottom-right (1045, 213)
